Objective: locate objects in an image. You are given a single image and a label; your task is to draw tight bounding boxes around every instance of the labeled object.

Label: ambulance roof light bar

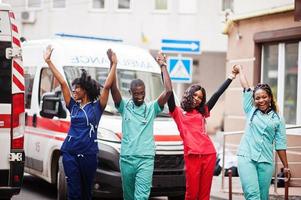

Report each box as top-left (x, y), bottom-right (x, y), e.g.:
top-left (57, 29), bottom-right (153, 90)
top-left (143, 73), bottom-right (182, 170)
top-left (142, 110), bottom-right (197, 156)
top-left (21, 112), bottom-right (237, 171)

top-left (55, 33), bottom-right (123, 42)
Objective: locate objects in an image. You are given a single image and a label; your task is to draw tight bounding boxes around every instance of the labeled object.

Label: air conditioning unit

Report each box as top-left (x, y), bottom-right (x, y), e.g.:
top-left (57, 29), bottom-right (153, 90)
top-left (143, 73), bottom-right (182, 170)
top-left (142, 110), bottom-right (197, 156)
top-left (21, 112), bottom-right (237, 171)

top-left (21, 11), bottom-right (36, 24)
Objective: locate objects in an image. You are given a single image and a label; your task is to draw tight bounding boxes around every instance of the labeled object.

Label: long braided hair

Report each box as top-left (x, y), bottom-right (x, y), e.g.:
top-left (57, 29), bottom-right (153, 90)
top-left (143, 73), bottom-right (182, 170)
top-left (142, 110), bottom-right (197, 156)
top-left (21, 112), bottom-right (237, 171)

top-left (253, 83), bottom-right (278, 113)
top-left (180, 84), bottom-right (208, 115)
top-left (72, 69), bottom-right (101, 102)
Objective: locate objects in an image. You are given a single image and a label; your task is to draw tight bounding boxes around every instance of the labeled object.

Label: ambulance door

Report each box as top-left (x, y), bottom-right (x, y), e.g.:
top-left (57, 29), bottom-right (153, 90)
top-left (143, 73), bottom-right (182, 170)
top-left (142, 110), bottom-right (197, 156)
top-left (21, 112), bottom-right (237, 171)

top-left (24, 65), bottom-right (37, 170)
top-left (0, 6), bottom-right (25, 198)
top-left (0, 8), bottom-right (12, 173)
top-left (25, 68), bottom-right (58, 174)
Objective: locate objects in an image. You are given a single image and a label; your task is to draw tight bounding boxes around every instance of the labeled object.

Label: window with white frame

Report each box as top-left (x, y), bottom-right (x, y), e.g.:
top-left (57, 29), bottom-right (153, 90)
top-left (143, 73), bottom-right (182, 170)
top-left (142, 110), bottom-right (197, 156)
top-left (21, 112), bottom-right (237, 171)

top-left (27, 0), bottom-right (42, 9)
top-left (52, 0), bottom-right (66, 9)
top-left (178, 0), bottom-right (197, 14)
top-left (222, 0), bottom-right (233, 11)
top-left (262, 41), bottom-right (301, 124)
top-left (92, 0), bottom-right (106, 9)
top-left (154, 0), bottom-right (168, 11)
top-left (117, 0), bottom-right (131, 10)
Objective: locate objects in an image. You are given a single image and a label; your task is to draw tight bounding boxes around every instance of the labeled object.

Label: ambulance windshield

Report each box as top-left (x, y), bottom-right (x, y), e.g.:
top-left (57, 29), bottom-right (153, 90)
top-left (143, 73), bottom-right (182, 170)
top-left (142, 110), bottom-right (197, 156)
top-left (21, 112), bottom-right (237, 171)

top-left (64, 66), bottom-right (173, 116)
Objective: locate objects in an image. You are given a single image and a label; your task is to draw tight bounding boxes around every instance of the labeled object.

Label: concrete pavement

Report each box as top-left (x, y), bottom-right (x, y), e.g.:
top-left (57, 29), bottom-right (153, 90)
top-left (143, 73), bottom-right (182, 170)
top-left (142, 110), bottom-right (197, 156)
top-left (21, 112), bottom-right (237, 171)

top-left (210, 176), bottom-right (301, 200)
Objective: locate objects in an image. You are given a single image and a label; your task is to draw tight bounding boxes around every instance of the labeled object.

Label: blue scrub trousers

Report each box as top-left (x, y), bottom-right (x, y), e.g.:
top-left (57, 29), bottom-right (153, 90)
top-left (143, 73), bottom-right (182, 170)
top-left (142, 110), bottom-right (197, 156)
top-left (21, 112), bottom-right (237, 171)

top-left (238, 156), bottom-right (274, 200)
top-left (62, 152), bottom-right (97, 200)
top-left (120, 155), bottom-right (154, 200)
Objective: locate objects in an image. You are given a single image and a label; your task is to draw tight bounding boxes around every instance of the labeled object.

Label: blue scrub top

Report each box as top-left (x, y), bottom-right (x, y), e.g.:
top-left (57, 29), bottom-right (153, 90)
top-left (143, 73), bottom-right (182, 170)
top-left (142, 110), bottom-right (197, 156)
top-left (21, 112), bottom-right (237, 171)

top-left (237, 90), bottom-right (287, 164)
top-left (116, 99), bottom-right (162, 156)
top-left (61, 98), bottom-right (103, 155)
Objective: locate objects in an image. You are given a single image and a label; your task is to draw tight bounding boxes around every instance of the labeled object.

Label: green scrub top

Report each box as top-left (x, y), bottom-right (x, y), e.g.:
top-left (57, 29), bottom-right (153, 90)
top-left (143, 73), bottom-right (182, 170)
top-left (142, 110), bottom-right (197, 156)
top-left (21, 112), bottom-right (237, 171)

top-left (116, 99), bottom-right (163, 156)
top-left (237, 90), bottom-right (287, 164)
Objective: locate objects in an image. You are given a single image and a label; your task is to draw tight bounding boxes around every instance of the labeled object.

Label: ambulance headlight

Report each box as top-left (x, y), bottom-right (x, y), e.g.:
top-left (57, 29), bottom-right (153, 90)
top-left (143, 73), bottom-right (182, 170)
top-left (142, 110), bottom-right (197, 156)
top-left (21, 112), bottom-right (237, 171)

top-left (97, 128), bottom-right (121, 143)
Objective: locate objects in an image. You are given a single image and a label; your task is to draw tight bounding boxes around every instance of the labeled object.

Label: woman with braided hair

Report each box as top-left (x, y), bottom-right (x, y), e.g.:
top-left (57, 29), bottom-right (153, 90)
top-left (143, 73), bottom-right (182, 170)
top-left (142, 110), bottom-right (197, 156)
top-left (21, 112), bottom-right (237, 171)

top-left (44, 46), bottom-right (117, 200)
top-left (235, 65), bottom-right (291, 200)
top-left (167, 62), bottom-right (239, 200)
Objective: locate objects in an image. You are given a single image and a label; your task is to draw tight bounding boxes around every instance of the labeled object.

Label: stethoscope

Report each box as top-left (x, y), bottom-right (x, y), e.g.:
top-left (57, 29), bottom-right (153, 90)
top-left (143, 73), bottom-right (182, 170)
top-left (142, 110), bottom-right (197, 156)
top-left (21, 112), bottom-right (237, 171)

top-left (249, 107), bottom-right (279, 127)
top-left (125, 100), bottom-right (148, 124)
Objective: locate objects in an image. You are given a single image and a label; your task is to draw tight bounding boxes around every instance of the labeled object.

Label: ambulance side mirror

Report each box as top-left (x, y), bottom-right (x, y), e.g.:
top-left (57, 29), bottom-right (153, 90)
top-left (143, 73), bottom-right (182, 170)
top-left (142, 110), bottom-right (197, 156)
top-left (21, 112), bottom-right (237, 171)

top-left (40, 93), bottom-right (66, 119)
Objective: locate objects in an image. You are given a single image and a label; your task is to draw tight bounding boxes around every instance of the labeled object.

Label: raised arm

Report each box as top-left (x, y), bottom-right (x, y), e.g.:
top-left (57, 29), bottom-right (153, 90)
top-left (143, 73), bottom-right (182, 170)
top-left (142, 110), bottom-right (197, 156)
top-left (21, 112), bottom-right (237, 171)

top-left (167, 92), bottom-right (176, 112)
top-left (160, 68), bottom-right (176, 112)
top-left (109, 51), bottom-right (122, 107)
top-left (206, 66), bottom-right (238, 111)
top-left (235, 65), bottom-right (250, 89)
top-left (99, 49), bottom-right (117, 110)
top-left (156, 52), bottom-right (172, 108)
top-left (43, 45), bottom-right (71, 106)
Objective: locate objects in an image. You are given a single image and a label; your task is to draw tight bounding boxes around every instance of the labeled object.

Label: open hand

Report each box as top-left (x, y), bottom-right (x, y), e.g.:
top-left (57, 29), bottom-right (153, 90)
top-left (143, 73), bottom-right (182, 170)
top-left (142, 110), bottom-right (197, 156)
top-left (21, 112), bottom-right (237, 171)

top-left (44, 45), bottom-right (53, 63)
top-left (156, 51), bottom-right (167, 67)
top-left (107, 49), bottom-right (117, 65)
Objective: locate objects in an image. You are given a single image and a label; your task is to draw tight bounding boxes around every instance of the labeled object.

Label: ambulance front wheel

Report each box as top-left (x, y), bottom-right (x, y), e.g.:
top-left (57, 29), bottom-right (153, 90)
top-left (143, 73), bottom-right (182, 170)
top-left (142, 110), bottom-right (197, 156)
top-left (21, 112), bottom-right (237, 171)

top-left (57, 156), bottom-right (67, 200)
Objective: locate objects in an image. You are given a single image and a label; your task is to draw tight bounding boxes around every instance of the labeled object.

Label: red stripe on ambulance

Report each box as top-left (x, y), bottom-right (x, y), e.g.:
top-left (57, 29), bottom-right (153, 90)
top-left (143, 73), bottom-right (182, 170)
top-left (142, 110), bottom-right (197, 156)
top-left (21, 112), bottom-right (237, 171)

top-left (26, 116), bottom-right (180, 142)
top-left (26, 116), bottom-right (70, 133)
top-left (11, 24), bottom-right (18, 33)
top-left (116, 132), bottom-right (182, 142)
top-left (13, 75), bottom-right (25, 91)
top-left (0, 114), bottom-right (11, 128)
top-left (13, 61), bottom-right (24, 76)
top-left (12, 37), bottom-right (20, 47)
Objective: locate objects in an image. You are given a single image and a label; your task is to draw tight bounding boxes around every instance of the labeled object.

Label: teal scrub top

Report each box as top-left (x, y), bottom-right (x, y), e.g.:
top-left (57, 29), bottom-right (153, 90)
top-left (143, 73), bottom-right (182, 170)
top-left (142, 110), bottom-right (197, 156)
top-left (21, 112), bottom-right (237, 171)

top-left (237, 90), bottom-right (287, 164)
top-left (116, 99), bottom-right (163, 156)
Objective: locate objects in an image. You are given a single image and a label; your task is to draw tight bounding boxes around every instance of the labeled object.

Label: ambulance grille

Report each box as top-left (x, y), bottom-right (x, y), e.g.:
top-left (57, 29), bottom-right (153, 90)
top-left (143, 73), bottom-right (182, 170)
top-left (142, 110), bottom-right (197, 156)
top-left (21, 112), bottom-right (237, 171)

top-left (154, 155), bottom-right (184, 170)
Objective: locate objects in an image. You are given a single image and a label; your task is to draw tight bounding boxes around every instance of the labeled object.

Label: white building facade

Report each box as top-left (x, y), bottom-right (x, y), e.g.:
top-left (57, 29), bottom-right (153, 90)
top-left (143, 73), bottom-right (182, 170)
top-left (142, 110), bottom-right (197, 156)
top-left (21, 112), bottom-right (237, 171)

top-left (5, 0), bottom-right (234, 130)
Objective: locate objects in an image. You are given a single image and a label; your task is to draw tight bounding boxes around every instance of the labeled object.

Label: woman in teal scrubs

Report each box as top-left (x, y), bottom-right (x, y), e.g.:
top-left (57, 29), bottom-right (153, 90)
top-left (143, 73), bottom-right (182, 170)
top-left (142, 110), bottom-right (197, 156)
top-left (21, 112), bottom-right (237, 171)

top-left (235, 65), bottom-right (291, 200)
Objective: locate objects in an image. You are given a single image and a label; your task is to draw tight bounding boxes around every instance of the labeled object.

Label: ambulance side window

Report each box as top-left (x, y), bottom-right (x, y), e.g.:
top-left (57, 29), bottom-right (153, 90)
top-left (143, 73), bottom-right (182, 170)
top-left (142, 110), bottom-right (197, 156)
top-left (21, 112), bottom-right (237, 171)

top-left (40, 68), bottom-right (53, 102)
top-left (0, 42), bottom-right (12, 103)
top-left (39, 68), bottom-right (62, 102)
top-left (24, 67), bottom-right (36, 108)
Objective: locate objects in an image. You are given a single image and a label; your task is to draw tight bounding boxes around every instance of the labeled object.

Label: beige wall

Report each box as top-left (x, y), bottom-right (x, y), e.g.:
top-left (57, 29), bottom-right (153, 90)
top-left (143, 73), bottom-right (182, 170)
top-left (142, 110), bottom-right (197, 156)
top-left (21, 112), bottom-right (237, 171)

top-left (224, 11), bottom-right (301, 131)
top-left (150, 51), bottom-right (227, 134)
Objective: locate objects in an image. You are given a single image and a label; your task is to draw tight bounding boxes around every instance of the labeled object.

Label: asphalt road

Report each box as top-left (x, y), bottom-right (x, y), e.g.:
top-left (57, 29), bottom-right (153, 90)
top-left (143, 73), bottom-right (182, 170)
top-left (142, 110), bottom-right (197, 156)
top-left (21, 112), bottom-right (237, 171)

top-left (12, 174), bottom-right (56, 200)
top-left (12, 174), bottom-right (168, 200)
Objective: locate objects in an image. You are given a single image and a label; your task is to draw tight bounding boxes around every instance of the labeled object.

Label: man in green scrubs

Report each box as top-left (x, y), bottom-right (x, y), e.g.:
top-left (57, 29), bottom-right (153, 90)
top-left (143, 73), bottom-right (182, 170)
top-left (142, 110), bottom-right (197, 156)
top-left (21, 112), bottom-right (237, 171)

top-left (110, 52), bottom-right (172, 200)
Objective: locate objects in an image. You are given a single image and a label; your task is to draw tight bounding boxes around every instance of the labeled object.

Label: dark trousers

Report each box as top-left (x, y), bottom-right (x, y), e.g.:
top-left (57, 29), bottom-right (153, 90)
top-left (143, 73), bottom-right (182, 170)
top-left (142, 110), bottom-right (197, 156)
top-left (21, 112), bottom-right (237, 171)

top-left (62, 152), bottom-right (97, 200)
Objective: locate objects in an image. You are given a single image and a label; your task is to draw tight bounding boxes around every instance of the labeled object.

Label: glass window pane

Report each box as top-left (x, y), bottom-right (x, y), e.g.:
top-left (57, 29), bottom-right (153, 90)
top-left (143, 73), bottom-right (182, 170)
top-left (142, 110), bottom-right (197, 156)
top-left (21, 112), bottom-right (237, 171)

top-left (262, 44), bottom-right (279, 98)
top-left (222, 0), bottom-right (233, 11)
top-left (24, 67), bottom-right (36, 108)
top-left (0, 42), bottom-right (11, 103)
top-left (53, 0), bottom-right (66, 8)
top-left (28, 0), bottom-right (42, 8)
top-left (118, 0), bottom-right (131, 9)
top-left (284, 42), bottom-right (298, 124)
top-left (93, 0), bottom-right (105, 9)
top-left (155, 0), bottom-right (168, 10)
top-left (40, 68), bottom-right (53, 101)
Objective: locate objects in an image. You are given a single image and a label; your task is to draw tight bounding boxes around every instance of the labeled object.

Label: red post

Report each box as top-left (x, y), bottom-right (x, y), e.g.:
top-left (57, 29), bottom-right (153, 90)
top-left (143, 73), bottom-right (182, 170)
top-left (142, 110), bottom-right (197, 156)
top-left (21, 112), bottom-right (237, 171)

top-left (228, 169), bottom-right (232, 200)
top-left (284, 171), bottom-right (289, 200)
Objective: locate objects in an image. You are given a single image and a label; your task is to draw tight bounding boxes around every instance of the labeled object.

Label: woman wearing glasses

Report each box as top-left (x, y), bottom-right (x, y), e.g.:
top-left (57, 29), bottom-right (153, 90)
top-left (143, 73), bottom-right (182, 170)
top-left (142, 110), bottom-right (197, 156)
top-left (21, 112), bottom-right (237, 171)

top-left (235, 65), bottom-right (291, 200)
top-left (167, 65), bottom-right (238, 200)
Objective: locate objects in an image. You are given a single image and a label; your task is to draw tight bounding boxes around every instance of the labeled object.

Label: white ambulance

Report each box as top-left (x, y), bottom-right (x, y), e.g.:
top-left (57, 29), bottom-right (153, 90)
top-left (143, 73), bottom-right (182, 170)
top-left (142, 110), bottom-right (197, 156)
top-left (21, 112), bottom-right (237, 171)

top-left (22, 35), bottom-right (185, 199)
top-left (0, 3), bottom-right (25, 200)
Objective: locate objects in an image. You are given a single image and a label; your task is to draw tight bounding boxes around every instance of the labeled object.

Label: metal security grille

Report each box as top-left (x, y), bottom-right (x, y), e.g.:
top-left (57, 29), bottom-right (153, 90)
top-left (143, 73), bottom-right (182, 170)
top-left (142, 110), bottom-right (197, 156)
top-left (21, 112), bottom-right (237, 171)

top-left (154, 154), bottom-right (184, 170)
